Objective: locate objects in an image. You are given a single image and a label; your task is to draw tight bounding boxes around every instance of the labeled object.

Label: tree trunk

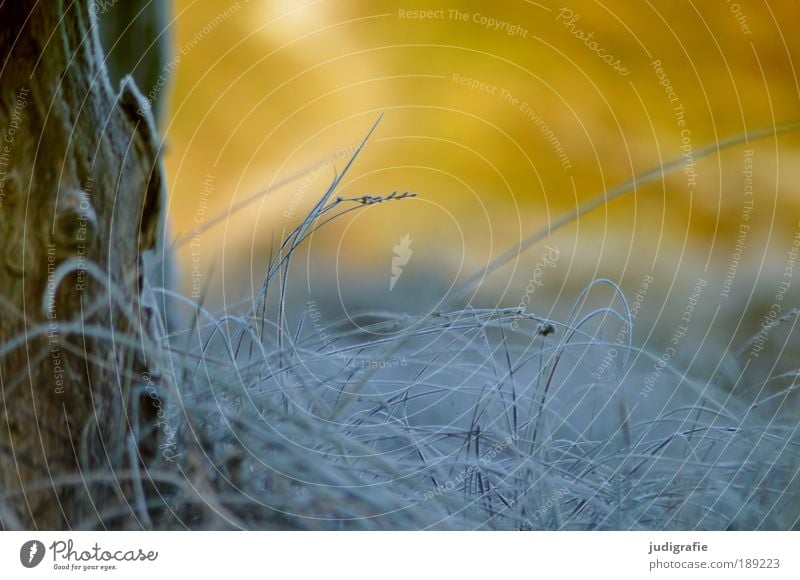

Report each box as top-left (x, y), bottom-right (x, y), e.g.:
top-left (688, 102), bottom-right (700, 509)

top-left (96, 0), bottom-right (179, 334)
top-left (0, 0), bottom-right (165, 529)
top-left (97, 0), bottom-right (172, 129)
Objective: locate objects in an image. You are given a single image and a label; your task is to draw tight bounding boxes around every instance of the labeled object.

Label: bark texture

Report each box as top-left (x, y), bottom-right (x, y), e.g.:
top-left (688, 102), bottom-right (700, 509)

top-left (97, 0), bottom-right (179, 333)
top-left (98, 0), bottom-right (172, 128)
top-left (0, 0), bottom-right (165, 529)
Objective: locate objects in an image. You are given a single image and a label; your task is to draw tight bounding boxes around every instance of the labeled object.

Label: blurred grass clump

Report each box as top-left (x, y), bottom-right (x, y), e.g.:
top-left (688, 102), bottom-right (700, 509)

top-left (117, 142), bottom-right (800, 530)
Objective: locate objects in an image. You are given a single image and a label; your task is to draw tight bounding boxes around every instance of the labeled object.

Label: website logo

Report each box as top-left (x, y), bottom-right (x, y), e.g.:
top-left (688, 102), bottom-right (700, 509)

top-left (20, 540), bottom-right (46, 568)
top-left (390, 234), bottom-right (413, 291)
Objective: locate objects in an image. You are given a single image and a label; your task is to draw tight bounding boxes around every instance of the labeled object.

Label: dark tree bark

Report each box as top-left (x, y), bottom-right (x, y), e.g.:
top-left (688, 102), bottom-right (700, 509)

top-left (96, 0), bottom-right (179, 331)
top-left (0, 0), bottom-right (165, 529)
top-left (97, 0), bottom-right (172, 129)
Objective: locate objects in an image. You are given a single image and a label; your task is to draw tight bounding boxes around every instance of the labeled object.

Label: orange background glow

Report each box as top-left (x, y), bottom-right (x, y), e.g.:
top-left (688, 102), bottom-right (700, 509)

top-left (162, 0), bottom-right (800, 310)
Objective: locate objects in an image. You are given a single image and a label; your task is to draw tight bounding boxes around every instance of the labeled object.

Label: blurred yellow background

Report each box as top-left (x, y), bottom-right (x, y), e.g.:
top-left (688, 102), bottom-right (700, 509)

top-left (161, 0), bottom-right (800, 317)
